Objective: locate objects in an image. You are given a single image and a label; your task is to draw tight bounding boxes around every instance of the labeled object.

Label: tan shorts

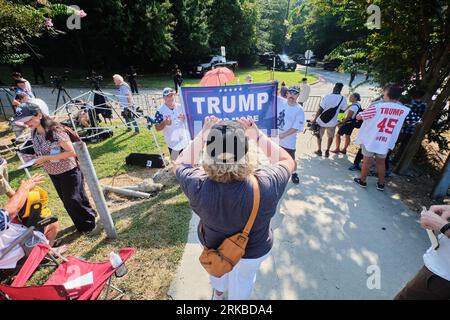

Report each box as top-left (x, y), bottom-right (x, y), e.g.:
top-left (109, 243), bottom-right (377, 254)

top-left (0, 160), bottom-right (13, 195)
top-left (319, 126), bottom-right (336, 139)
top-left (361, 145), bottom-right (387, 159)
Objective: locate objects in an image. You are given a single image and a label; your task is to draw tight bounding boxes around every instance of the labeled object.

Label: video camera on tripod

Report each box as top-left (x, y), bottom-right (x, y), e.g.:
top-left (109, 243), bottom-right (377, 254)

top-left (86, 74), bottom-right (103, 90)
top-left (49, 72), bottom-right (69, 89)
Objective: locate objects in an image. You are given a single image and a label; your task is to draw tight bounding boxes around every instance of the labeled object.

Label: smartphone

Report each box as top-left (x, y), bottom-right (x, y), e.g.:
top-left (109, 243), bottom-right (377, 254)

top-left (421, 206), bottom-right (440, 250)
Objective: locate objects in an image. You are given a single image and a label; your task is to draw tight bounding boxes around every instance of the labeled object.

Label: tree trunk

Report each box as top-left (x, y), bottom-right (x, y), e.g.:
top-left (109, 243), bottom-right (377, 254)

top-left (395, 80), bottom-right (450, 174)
top-left (431, 152), bottom-right (450, 200)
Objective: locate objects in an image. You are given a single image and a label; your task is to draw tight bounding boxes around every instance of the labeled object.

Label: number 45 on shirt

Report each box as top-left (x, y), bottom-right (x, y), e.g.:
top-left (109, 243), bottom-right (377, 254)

top-left (377, 118), bottom-right (398, 135)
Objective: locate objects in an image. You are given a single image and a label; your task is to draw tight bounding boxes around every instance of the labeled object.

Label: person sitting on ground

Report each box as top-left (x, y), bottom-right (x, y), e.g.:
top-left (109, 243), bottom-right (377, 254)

top-left (312, 83), bottom-right (347, 158)
top-left (172, 116), bottom-right (295, 300)
top-left (395, 205), bottom-right (450, 300)
top-left (154, 87), bottom-right (190, 161)
top-left (331, 92), bottom-right (361, 155)
top-left (353, 84), bottom-right (409, 191)
top-left (14, 93), bottom-right (50, 116)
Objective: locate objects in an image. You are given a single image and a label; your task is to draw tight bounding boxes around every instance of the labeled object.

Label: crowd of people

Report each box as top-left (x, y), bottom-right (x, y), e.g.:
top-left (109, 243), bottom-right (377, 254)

top-left (0, 69), bottom-right (448, 301)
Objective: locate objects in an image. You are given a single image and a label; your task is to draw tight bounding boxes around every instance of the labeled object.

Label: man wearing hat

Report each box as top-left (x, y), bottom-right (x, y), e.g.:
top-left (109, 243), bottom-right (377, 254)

top-left (154, 88), bottom-right (190, 161)
top-left (273, 86), bottom-right (305, 184)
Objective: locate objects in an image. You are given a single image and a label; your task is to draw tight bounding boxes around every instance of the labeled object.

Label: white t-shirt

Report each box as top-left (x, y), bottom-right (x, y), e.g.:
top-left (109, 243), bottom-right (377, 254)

top-left (0, 223), bottom-right (26, 269)
top-left (355, 102), bottom-right (410, 154)
top-left (276, 97), bottom-right (305, 150)
top-left (298, 83), bottom-right (311, 103)
top-left (423, 234), bottom-right (450, 281)
top-left (155, 103), bottom-right (190, 151)
top-left (316, 94), bottom-right (347, 127)
top-left (345, 102), bottom-right (361, 120)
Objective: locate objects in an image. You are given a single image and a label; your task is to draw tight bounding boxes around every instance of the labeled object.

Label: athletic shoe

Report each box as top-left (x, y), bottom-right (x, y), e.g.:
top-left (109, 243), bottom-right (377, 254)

top-left (348, 164), bottom-right (360, 171)
top-left (291, 173), bottom-right (300, 184)
top-left (376, 182), bottom-right (385, 191)
top-left (314, 150), bottom-right (322, 156)
top-left (324, 150), bottom-right (330, 158)
top-left (354, 178), bottom-right (367, 188)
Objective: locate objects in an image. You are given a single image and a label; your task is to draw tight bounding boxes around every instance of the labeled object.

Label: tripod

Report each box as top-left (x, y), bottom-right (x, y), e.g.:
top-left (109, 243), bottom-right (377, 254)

top-left (52, 83), bottom-right (72, 110)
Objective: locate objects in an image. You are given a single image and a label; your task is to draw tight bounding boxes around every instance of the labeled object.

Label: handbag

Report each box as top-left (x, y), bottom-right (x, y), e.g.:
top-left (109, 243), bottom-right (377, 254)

top-left (319, 96), bottom-right (344, 124)
top-left (199, 175), bottom-right (260, 278)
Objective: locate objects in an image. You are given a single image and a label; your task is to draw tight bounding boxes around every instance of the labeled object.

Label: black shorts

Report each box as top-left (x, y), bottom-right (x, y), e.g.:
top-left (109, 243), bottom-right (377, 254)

top-left (282, 147), bottom-right (296, 161)
top-left (337, 123), bottom-right (355, 136)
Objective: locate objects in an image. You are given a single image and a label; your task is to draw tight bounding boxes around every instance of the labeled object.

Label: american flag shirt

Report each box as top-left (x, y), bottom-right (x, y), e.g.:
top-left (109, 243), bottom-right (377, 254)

top-left (355, 102), bottom-right (410, 154)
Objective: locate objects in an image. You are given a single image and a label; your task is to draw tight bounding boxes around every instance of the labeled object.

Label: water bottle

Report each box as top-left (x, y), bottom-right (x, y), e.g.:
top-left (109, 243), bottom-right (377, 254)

top-left (110, 252), bottom-right (127, 277)
top-left (49, 146), bottom-right (61, 163)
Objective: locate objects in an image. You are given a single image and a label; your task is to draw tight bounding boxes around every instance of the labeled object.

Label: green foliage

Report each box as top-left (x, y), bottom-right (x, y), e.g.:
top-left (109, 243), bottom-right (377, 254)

top-left (0, 0), bottom-right (72, 65)
top-left (429, 112), bottom-right (450, 153)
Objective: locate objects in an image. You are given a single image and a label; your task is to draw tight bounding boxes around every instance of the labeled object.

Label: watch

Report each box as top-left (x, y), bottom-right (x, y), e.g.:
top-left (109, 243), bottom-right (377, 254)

top-left (440, 223), bottom-right (450, 236)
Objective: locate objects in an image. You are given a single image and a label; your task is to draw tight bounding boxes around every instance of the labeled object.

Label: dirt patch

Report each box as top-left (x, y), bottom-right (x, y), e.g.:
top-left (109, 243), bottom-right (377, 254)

top-left (98, 166), bottom-right (177, 213)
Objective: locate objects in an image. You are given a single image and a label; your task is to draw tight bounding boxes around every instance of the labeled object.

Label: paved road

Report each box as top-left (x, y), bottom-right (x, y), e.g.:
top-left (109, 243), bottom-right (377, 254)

top-left (167, 72), bottom-right (430, 300)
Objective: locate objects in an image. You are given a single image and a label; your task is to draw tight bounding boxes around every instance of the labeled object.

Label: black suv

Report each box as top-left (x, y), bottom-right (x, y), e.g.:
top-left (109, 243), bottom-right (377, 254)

top-left (323, 59), bottom-right (342, 71)
top-left (262, 54), bottom-right (297, 71)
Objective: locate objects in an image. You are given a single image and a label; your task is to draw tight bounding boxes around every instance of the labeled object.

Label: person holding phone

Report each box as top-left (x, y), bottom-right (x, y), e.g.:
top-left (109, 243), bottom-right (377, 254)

top-left (13, 103), bottom-right (97, 234)
top-left (395, 205), bottom-right (450, 300)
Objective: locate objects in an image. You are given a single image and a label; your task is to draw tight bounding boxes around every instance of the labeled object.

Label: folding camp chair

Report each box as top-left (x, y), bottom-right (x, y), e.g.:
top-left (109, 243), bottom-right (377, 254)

top-left (0, 244), bottom-right (135, 300)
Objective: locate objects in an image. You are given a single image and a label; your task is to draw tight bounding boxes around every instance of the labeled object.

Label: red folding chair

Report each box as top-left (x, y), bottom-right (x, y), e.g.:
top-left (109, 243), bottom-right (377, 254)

top-left (0, 244), bottom-right (135, 300)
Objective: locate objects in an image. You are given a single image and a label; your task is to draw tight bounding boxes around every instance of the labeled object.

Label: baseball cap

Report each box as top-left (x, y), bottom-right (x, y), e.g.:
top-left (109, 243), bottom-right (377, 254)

top-left (14, 102), bottom-right (41, 126)
top-left (287, 86), bottom-right (300, 95)
top-left (206, 121), bottom-right (249, 164)
top-left (162, 87), bottom-right (175, 96)
top-left (15, 79), bottom-right (26, 84)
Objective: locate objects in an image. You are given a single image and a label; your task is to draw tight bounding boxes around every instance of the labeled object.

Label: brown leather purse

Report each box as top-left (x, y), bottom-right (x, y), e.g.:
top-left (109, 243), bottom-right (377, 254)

top-left (199, 175), bottom-right (260, 277)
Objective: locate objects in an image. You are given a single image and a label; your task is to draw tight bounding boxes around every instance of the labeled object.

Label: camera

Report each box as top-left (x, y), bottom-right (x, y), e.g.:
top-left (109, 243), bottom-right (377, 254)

top-left (50, 74), bottom-right (68, 88)
top-left (86, 74), bottom-right (103, 90)
top-left (307, 120), bottom-right (321, 138)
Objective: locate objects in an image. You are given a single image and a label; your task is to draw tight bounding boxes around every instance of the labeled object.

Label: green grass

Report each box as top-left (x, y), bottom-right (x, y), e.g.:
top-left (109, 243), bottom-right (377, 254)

top-left (0, 127), bottom-right (192, 299)
top-left (1, 65), bottom-right (318, 89)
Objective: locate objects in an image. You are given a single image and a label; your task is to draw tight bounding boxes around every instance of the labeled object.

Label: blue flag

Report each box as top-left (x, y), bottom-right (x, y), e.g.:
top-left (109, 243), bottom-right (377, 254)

top-left (181, 82), bottom-right (278, 139)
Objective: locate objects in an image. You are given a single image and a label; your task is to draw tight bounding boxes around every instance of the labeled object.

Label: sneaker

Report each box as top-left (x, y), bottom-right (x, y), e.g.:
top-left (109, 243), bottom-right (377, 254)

top-left (291, 173), bottom-right (300, 184)
top-left (348, 164), bottom-right (360, 171)
top-left (324, 150), bottom-right (330, 158)
top-left (354, 178), bottom-right (367, 188)
top-left (376, 182), bottom-right (385, 191)
top-left (331, 149), bottom-right (340, 154)
top-left (314, 150), bottom-right (322, 156)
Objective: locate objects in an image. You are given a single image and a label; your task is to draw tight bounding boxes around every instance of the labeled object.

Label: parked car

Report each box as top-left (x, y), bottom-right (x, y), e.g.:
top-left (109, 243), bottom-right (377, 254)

top-left (323, 59), bottom-right (342, 71)
top-left (262, 54), bottom-right (297, 71)
top-left (291, 53), bottom-right (317, 67)
top-left (189, 55), bottom-right (238, 78)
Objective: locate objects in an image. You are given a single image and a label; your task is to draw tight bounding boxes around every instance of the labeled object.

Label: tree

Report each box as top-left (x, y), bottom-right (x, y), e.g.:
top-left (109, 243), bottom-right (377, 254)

top-left (171, 0), bottom-right (212, 66)
top-left (0, 0), bottom-right (75, 65)
top-left (324, 0), bottom-right (449, 174)
top-left (207, 0), bottom-right (259, 64)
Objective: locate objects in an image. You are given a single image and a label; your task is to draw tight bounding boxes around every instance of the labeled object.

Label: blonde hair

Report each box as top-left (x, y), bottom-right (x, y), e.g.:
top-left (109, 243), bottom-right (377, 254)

top-left (202, 152), bottom-right (253, 183)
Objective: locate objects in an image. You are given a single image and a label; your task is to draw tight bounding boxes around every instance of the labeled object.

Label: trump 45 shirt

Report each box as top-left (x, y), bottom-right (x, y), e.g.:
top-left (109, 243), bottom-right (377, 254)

top-left (355, 102), bottom-right (410, 155)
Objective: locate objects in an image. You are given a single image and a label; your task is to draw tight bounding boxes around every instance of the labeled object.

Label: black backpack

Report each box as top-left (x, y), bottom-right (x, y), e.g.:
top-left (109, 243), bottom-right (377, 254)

top-left (125, 153), bottom-right (165, 168)
top-left (319, 96), bottom-right (344, 124)
top-left (351, 103), bottom-right (364, 129)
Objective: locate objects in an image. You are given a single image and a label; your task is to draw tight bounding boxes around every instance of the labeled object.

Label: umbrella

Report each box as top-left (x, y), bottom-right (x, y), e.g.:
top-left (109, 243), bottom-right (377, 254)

top-left (200, 67), bottom-right (236, 87)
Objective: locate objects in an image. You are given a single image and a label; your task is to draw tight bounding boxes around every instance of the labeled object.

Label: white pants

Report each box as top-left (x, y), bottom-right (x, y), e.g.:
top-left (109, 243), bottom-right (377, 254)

top-left (209, 252), bottom-right (270, 300)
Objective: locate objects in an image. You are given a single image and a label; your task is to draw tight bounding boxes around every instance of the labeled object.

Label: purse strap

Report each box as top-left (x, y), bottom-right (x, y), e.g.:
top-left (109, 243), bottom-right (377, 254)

top-left (242, 175), bottom-right (261, 237)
